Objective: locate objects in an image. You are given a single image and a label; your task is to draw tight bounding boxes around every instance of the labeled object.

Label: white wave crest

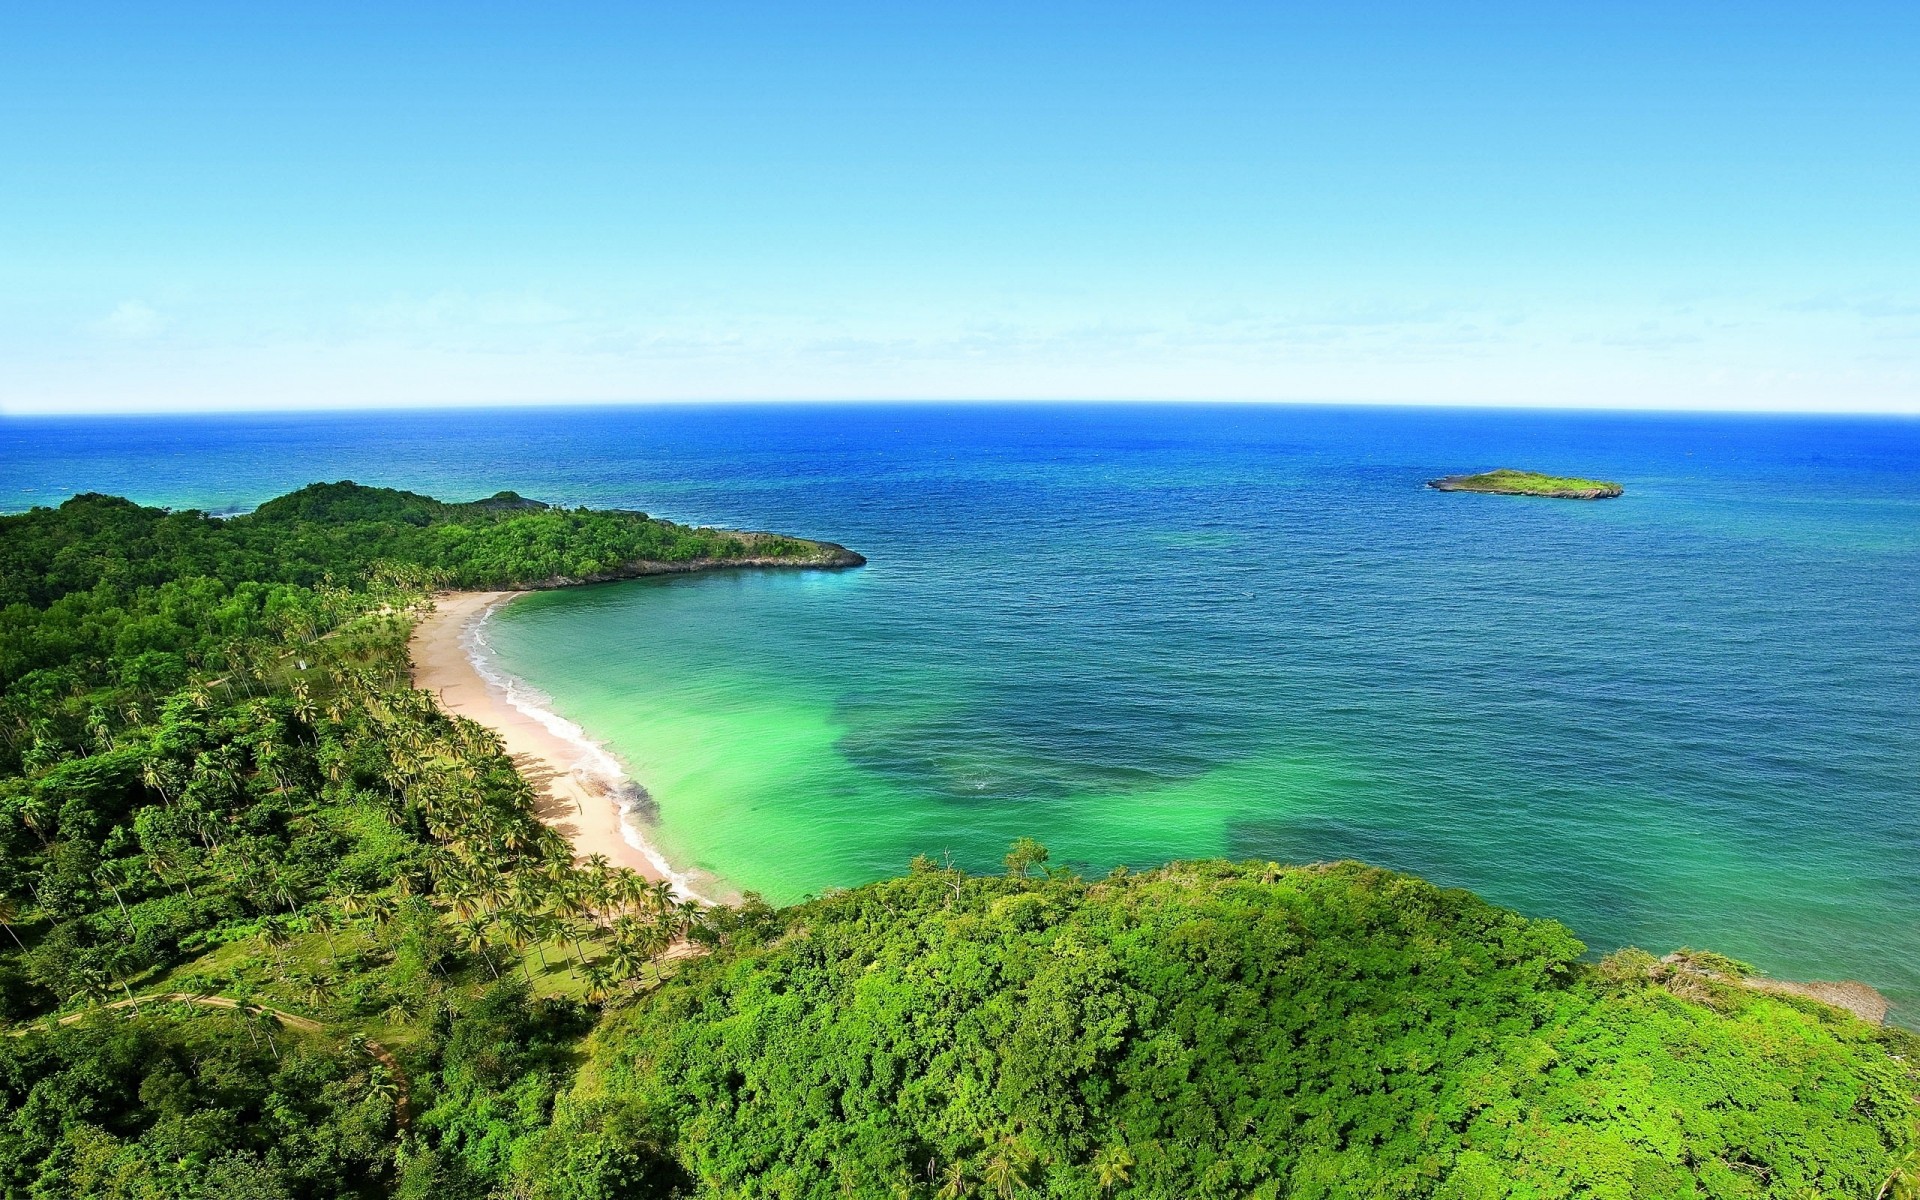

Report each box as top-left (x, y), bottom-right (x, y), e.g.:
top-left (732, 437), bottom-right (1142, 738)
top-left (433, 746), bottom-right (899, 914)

top-left (462, 597), bottom-right (712, 904)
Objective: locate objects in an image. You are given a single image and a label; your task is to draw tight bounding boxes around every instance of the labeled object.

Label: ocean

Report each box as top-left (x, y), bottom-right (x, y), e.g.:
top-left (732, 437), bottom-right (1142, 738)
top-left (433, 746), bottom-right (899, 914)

top-left (7, 403), bottom-right (1919, 1012)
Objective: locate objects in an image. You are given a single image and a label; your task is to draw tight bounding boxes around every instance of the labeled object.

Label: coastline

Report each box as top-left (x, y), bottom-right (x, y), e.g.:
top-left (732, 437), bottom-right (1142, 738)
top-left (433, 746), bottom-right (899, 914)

top-left (408, 590), bottom-right (720, 902)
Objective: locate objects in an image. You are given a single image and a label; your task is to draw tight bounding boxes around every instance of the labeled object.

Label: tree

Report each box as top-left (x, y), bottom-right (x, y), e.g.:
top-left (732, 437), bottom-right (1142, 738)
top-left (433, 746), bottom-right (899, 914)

top-left (260, 915), bottom-right (295, 964)
top-left (935, 1163), bottom-right (973, 1200)
top-left (982, 1145), bottom-right (1031, 1200)
top-left (68, 966), bottom-right (110, 1007)
top-left (1003, 837), bottom-right (1049, 878)
top-left (0, 894), bottom-right (26, 950)
top-left (294, 972), bottom-right (333, 1012)
top-left (499, 910), bottom-right (541, 978)
top-left (1092, 1145), bottom-right (1134, 1194)
top-left (305, 907), bottom-right (341, 965)
top-left (458, 916), bottom-right (501, 979)
top-left (582, 962), bottom-right (614, 1004)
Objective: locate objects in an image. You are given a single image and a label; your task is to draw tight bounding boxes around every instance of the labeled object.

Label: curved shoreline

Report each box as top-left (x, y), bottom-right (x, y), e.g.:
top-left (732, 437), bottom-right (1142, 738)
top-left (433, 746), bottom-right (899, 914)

top-left (408, 590), bottom-right (723, 903)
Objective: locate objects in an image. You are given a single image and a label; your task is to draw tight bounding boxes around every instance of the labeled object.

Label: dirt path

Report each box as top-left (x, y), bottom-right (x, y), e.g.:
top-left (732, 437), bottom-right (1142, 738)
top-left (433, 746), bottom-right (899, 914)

top-left (34, 993), bottom-right (412, 1126)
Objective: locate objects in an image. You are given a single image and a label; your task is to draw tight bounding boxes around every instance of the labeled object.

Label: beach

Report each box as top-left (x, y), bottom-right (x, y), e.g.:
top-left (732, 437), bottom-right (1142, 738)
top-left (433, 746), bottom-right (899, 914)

top-left (408, 590), bottom-right (705, 896)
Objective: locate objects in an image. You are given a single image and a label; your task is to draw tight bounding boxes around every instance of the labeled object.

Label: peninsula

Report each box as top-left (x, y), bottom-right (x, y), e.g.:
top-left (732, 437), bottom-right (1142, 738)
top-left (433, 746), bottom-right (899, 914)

top-left (1429, 467), bottom-right (1624, 499)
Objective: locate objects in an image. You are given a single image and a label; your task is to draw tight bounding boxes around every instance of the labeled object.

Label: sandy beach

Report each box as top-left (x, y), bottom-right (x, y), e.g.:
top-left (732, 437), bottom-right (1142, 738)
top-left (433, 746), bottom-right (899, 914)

top-left (409, 590), bottom-right (694, 892)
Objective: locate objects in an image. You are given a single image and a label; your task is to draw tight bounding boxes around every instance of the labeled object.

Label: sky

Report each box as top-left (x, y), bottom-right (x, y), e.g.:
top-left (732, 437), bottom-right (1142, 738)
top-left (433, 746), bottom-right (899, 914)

top-left (2, 2), bottom-right (1917, 414)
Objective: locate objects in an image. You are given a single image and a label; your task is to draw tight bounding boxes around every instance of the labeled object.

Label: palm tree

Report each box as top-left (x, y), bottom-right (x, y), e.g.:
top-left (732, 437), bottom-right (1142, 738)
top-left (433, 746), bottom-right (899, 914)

top-left (458, 917), bottom-right (501, 979)
top-left (289, 682), bottom-right (320, 742)
top-left (672, 898), bottom-right (707, 943)
top-left (935, 1163), bottom-right (972, 1200)
top-left (140, 754), bottom-right (176, 805)
top-left (499, 821), bottom-right (531, 856)
top-left (253, 737), bottom-right (292, 795)
top-left (265, 863), bottom-right (299, 914)
top-left (254, 1008), bottom-right (282, 1061)
top-left (306, 908), bottom-right (341, 965)
top-left (1091, 1146), bottom-right (1133, 1195)
top-left (613, 870), bottom-right (650, 919)
top-left (540, 856), bottom-right (575, 893)
top-left (585, 863), bottom-right (615, 921)
top-left (446, 879), bottom-right (483, 922)
top-left (144, 844), bottom-right (193, 898)
top-left (18, 797), bottom-right (53, 848)
top-left (260, 915), bottom-right (295, 963)
top-left (69, 967), bottom-right (111, 1009)
top-left (94, 861), bottom-right (134, 928)
top-left (499, 910), bottom-right (542, 976)
top-left (85, 707), bottom-right (116, 752)
top-left (529, 915), bottom-right (560, 971)
top-left (366, 1065), bottom-right (400, 1109)
top-left (1878, 1149), bottom-right (1920, 1200)
top-left (982, 1154), bottom-right (1020, 1200)
top-left (607, 941), bottom-right (644, 986)
top-left (509, 873), bottom-right (548, 916)
top-left (554, 915), bottom-right (593, 969)
top-left (295, 972), bottom-right (334, 1013)
top-left (647, 878), bottom-right (676, 916)
top-left (476, 876), bottom-right (507, 915)
top-left (544, 874), bottom-right (584, 924)
top-left (983, 1139), bottom-right (1035, 1199)
top-left (890, 1171), bottom-right (926, 1200)
top-left (622, 917), bottom-right (672, 970)
top-left (0, 894), bottom-right (28, 950)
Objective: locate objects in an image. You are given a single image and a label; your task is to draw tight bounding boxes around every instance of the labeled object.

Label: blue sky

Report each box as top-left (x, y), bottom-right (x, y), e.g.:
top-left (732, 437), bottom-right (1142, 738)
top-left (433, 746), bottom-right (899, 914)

top-left (2, 2), bottom-right (1916, 413)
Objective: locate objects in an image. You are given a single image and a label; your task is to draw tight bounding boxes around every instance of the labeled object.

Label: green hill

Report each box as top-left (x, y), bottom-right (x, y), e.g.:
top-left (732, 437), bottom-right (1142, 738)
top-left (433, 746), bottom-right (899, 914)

top-left (527, 855), bottom-right (1918, 1199)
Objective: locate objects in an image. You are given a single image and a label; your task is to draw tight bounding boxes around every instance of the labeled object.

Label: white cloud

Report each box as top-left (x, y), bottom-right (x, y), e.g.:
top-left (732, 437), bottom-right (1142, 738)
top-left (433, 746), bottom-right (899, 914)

top-left (359, 291), bottom-right (576, 334)
top-left (92, 300), bottom-right (166, 339)
top-left (4, 284), bottom-right (1915, 414)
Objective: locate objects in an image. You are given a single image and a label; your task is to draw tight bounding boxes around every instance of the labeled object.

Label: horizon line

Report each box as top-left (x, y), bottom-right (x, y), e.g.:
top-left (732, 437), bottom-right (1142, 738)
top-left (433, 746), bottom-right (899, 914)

top-left (5, 396), bottom-right (1919, 420)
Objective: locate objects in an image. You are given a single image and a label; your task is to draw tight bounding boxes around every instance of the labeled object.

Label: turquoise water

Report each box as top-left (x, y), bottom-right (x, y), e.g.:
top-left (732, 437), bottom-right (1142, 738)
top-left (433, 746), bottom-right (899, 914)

top-left (8, 404), bottom-right (1920, 1011)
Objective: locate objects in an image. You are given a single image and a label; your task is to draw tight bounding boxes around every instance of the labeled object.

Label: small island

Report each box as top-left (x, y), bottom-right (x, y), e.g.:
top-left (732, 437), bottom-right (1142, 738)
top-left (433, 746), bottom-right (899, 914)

top-left (1428, 467), bottom-right (1623, 500)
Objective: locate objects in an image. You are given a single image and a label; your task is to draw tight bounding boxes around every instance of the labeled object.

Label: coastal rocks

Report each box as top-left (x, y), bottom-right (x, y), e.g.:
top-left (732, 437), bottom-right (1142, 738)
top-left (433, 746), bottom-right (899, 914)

top-left (1742, 978), bottom-right (1892, 1025)
top-left (1657, 951), bottom-right (1891, 1024)
top-left (1428, 468), bottom-right (1624, 499)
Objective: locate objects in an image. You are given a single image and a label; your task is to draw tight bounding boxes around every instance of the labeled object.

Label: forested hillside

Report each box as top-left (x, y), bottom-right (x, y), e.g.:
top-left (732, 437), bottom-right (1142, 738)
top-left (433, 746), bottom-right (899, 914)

top-left (0, 485), bottom-right (1914, 1200)
top-left (530, 855), bottom-right (1919, 1199)
top-left (0, 485), bottom-right (849, 1199)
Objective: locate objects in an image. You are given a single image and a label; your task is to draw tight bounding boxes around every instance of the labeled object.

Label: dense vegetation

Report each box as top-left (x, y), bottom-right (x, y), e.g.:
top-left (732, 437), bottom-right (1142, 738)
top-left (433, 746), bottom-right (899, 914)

top-left (1, 1005), bottom-right (395, 1198)
top-left (1427, 469), bottom-right (1624, 499)
top-left (0, 485), bottom-right (840, 1199)
top-left (533, 855), bottom-right (1918, 1199)
top-left (2, 483), bottom-right (1914, 1199)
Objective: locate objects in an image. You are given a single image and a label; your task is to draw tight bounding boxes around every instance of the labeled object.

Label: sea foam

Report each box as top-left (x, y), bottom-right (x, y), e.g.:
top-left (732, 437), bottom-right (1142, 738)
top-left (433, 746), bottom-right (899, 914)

top-left (462, 597), bottom-right (713, 904)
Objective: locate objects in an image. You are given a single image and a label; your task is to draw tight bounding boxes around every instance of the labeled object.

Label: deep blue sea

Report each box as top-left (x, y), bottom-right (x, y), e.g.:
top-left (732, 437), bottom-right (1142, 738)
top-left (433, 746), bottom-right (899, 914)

top-left (7, 404), bottom-right (1919, 1013)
